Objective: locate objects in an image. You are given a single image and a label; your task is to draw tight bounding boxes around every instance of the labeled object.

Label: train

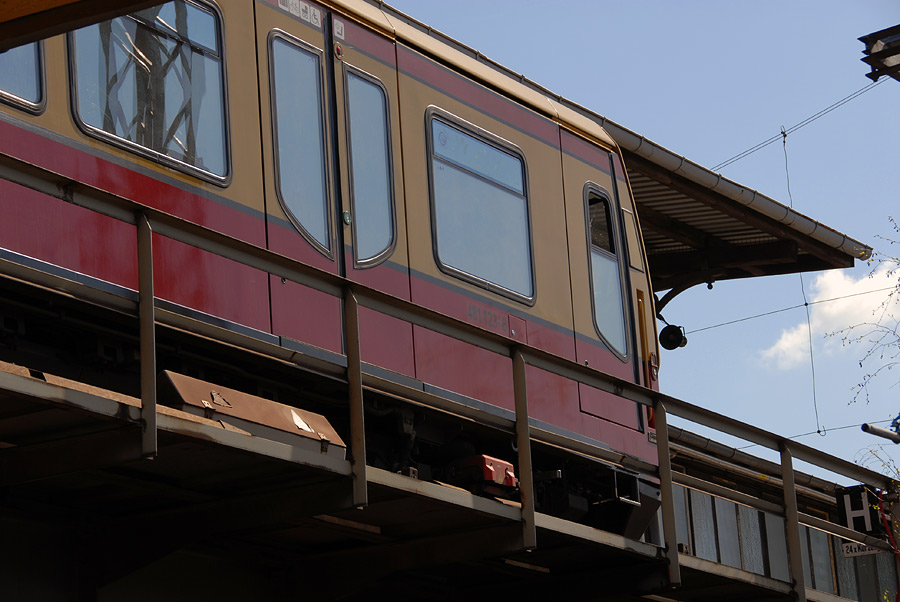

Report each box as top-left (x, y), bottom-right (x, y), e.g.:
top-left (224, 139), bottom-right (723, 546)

top-left (0, 0), bottom-right (665, 536)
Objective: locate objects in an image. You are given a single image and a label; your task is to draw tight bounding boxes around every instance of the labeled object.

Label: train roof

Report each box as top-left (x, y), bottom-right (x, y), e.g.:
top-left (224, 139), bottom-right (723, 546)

top-left (367, 1), bottom-right (872, 295)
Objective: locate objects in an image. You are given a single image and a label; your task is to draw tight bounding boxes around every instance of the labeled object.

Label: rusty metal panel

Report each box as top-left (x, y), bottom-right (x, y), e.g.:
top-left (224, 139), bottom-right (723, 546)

top-left (158, 371), bottom-right (346, 459)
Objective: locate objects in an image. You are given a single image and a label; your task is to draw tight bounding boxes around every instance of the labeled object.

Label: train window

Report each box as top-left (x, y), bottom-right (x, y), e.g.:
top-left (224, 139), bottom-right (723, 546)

top-left (428, 113), bottom-right (534, 301)
top-left (270, 34), bottom-right (330, 255)
top-left (587, 191), bottom-right (627, 355)
top-left (590, 198), bottom-right (614, 253)
top-left (345, 69), bottom-right (393, 264)
top-left (70, 0), bottom-right (228, 181)
top-left (0, 42), bottom-right (44, 113)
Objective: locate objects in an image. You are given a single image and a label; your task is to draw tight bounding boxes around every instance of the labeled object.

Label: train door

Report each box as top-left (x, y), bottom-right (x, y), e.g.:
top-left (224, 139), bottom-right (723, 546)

top-left (560, 130), bottom-right (654, 460)
top-left (256, 0), bottom-right (340, 354)
top-left (255, 0), bottom-right (413, 375)
top-left (328, 12), bottom-right (414, 377)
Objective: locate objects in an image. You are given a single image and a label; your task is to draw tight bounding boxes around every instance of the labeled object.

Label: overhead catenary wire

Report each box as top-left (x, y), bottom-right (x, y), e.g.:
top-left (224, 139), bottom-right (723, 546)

top-left (781, 130), bottom-right (823, 435)
top-left (736, 419), bottom-right (893, 450)
top-left (685, 286), bottom-right (895, 335)
top-left (801, 277), bottom-right (822, 434)
top-left (789, 419), bottom-right (891, 441)
top-left (711, 78), bottom-right (886, 171)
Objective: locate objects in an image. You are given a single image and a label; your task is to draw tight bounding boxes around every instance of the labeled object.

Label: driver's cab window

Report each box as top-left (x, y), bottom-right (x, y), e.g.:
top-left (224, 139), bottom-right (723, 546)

top-left (587, 191), bottom-right (627, 356)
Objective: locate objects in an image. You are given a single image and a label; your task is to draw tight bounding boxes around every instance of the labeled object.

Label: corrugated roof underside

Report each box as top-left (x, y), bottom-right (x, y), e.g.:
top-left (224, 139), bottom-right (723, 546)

top-left (628, 170), bottom-right (780, 256)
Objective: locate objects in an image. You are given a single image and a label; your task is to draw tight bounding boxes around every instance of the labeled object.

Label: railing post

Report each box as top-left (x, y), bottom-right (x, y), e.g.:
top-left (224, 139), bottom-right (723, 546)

top-left (344, 287), bottom-right (367, 508)
top-left (512, 349), bottom-right (537, 550)
top-left (138, 213), bottom-right (157, 459)
top-left (780, 443), bottom-right (807, 602)
top-left (654, 401), bottom-right (681, 587)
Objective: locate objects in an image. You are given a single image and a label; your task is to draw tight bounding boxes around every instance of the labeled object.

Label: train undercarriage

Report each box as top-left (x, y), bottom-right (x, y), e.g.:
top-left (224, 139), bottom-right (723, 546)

top-left (0, 272), bottom-right (661, 543)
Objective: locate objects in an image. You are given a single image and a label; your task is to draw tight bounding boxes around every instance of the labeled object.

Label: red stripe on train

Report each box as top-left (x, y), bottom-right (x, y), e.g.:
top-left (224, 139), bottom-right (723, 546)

top-left (0, 120), bottom-right (264, 246)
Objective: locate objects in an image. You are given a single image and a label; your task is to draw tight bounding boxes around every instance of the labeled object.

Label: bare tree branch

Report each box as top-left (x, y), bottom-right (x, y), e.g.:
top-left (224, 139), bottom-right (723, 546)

top-left (830, 217), bottom-right (900, 404)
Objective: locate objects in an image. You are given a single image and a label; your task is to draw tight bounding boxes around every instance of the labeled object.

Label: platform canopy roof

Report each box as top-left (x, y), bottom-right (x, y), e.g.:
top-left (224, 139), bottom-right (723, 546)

top-left (0, 0), bottom-right (160, 52)
top-left (606, 123), bottom-right (871, 295)
top-left (1, 1), bottom-right (873, 298)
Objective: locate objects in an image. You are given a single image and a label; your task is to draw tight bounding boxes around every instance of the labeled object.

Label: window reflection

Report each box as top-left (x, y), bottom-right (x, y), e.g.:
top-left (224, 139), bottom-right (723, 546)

top-left (589, 198), bottom-right (614, 253)
top-left (71, 0), bottom-right (227, 178)
top-left (0, 42), bottom-right (43, 110)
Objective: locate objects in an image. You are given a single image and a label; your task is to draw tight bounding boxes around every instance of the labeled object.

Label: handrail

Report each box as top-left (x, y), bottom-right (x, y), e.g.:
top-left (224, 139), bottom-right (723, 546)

top-left (1, 153), bottom-right (890, 487)
top-left (0, 150), bottom-right (894, 591)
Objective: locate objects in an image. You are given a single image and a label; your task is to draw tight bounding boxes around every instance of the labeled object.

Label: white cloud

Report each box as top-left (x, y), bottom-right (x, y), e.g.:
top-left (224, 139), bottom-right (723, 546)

top-left (761, 323), bottom-right (810, 368)
top-left (760, 263), bottom-right (899, 370)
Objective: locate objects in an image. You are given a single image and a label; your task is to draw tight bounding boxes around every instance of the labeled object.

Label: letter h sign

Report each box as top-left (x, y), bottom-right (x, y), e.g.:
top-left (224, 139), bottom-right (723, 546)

top-left (836, 485), bottom-right (883, 536)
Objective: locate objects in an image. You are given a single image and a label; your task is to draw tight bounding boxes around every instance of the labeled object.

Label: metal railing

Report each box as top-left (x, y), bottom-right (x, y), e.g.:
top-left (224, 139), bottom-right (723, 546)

top-left (671, 482), bottom-right (898, 600)
top-left (0, 150), bottom-right (895, 599)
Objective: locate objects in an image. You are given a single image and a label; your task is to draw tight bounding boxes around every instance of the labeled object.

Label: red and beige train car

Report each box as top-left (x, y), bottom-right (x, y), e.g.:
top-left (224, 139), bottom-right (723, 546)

top-left (0, 0), bottom-right (661, 532)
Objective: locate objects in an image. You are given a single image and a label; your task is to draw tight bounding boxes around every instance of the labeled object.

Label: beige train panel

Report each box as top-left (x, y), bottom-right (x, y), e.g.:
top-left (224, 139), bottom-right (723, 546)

top-left (561, 148), bottom-right (617, 347)
top-left (330, 13), bottom-right (410, 276)
top-left (254, 0), bottom-right (336, 265)
top-left (562, 140), bottom-right (655, 359)
top-left (329, 0), bottom-right (395, 37)
top-left (254, 2), bottom-right (283, 226)
top-left (613, 154), bottom-right (661, 382)
top-left (395, 70), bottom-right (435, 278)
top-left (559, 131), bottom-right (649, 388)
top-left (382, 10), bottom-right (560, 125)
top-left (396, 47), bottom-right (574, 333)
top-left (631, 279), bottom-right (658, 388)
top-left (549, 100), bottom-right (617, 151)
top-left (612, 154), bottom-right (647, 273)
top-left (219, 0), bottom-right (266, 215)
top-left (374, 2), bottom-right (620, 153)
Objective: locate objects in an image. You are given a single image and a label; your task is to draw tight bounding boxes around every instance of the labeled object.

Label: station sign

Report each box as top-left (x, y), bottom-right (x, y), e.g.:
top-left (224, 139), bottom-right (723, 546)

top-left (841, 541), bottom-right (881, 558)
top-left (836, 485), bottom-right (883, 537)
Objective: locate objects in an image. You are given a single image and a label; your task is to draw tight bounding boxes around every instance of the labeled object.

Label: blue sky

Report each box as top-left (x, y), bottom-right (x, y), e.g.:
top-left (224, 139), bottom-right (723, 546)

top-left (387, 1), bottom-right (900, 479)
